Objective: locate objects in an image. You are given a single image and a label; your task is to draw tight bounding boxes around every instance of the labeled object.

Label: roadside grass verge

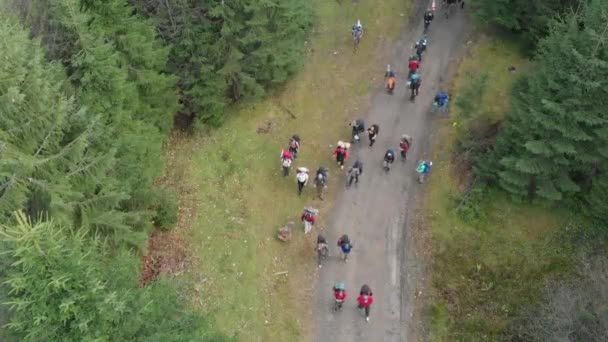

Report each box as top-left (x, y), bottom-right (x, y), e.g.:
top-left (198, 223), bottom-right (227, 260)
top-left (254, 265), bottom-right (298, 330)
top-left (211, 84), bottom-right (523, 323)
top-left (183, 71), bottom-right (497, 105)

top-left (424, 37), bottom-right (579, 341)
top-left (165, 1), bottom-right (411, 341)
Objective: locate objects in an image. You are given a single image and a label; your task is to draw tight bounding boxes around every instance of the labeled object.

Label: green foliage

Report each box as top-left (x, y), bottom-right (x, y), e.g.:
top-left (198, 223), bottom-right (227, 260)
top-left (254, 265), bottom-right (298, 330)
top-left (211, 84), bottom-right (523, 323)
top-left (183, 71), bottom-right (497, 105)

top-left (2, 0), bottom-right (182, 245)
top-left (0, 14), bottom-right (124, 233)
top-left (1, 212), bottom-right (229, 342)
top-left (488, 0), bottom-right (608, 202)
top-left (470, 0), bottom-right (577, 49)
top-left (152, 189), bottom-right (179, 230)
top-left (131, 0), bottom-right (314, 127)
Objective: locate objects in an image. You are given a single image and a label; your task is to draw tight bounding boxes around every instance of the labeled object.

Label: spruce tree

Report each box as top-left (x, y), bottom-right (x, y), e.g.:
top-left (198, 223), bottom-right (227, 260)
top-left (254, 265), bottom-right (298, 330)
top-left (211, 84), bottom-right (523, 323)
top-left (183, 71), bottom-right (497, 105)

top-left (0, 15), bottom-right (118, 227)
top-left (1, 212), bottom-right (221, 341)
top-left (46, 0), bottom-right (179, 244)
top-left (489, 0), bottom-right (608, 201)
top-left (471, 0), bottom-right (577, 48)
top-left (130, 0), bottom-right (313, 126)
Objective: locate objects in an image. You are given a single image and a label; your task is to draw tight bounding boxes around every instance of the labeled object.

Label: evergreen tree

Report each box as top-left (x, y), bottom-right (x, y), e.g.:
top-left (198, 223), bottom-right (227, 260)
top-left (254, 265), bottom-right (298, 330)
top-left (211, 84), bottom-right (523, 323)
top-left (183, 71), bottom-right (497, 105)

top-left (487, 0), bottom-right (608, 201)
top-left (471, 0), bottom-right (577, 49)
top-left (130, 0), bottom-right (313, 126)
top-left (1, 1), bottom-right (179, 246)
top-left (0, 15), bottom-right (119, 228)
top-left (0, 212), bottom-right (226, 341)
top-left (47, 0), bottom-right (179, 244)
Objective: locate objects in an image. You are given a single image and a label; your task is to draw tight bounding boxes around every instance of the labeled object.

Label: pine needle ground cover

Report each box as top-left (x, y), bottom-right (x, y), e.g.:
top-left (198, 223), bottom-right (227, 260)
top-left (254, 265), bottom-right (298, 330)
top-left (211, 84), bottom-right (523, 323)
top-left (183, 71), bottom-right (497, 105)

top-left (423, 38), bottom-right (577, 340)
top-left (164, 1), bottom-right (410, 340)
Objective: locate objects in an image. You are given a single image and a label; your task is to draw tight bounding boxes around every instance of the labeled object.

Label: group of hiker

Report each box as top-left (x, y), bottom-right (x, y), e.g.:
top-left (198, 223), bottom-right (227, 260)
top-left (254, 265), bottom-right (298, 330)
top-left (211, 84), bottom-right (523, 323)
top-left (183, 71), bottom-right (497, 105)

top-left (278, 7), bottom-right (463, 323)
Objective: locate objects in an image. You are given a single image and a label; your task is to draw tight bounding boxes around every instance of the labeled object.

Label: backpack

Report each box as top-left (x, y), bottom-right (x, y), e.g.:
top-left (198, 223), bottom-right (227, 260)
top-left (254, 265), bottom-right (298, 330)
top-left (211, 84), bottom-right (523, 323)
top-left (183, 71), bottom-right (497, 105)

top-left (297, 171), bottom-right (308, 183)
top-left (338, 235), bottom-right (350, 246)
top-left (304, 211), bottom-right (313, 221)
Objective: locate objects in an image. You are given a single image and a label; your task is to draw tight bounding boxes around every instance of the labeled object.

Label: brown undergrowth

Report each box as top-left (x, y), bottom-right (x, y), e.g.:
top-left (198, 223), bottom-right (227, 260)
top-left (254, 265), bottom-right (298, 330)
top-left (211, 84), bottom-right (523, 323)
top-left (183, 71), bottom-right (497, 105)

top-left (140, 132), bottom-right (202, 286)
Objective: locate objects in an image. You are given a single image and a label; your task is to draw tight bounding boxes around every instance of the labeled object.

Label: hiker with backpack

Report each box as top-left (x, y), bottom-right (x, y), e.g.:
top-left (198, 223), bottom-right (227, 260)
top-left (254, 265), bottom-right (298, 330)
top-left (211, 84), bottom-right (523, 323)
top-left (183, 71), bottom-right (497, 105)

top-left (289, 135), bottom-right (301, 159)
top-left (347, 160), bottom-right (363, 187)
top-left (409, 72), bottom-right (421, 99)
top-left (296, 167), bottom-right (309, 196)
top-left (333, 141), bottom-right (350, 170)
top-left (357, 284), bottom-right (374, 322)
top-left (314, 167), bottom-right (329, 200)
top-left (350, 119), bottom-right (365, 143)
top-left (337, 234), bottom-right (353, 262)
top-left (367, 124), bottom-right (379, 147)
top-left (399, 135), bottom-right (412, 160)
top-left (280, 149), bottom-right (293, 176)
top-left (301, 207), bottom-right (318, 234)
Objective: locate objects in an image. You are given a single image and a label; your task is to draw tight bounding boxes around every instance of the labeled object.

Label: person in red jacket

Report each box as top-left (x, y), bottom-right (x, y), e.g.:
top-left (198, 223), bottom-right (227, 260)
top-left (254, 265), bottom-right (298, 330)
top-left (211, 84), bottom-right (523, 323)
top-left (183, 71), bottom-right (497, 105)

top-left (357, 284), bottom-right (374, 322)
top-left (399, 134), bottom-right (412, 160)
top-left (333, 282), bottom-right (347, 311)
top-left (408, 57), bottom-right (420, 78)
top-left (333, 141), bottom-right (349, 169)
top-left (301, 207), bottom-right (317, 234)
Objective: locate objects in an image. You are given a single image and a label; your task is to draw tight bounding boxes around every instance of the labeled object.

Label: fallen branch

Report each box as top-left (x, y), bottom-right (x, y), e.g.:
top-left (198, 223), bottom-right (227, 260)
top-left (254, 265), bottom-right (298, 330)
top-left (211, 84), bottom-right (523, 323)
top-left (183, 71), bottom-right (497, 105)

top-left (455, 177), bottom-right (478, 211)
top-left (273, 271), bottom-right (289, 276)
top-left (278, 102), bottom-right (297, 119)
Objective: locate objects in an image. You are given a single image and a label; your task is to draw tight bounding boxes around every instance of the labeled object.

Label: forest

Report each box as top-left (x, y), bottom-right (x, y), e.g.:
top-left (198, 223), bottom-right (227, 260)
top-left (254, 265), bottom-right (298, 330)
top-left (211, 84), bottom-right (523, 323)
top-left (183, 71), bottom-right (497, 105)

top-left (1, 0), bottom-right (608, 340)
top-left (0, 0), bottom-right (312, 340)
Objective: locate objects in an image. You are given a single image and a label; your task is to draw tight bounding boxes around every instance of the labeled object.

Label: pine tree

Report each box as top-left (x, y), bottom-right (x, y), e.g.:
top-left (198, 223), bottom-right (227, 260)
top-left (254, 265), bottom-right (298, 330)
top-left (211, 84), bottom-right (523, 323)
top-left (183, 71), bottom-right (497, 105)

top-left (0, 212), bottom-right (225, 341)
top-left (471, 0), bottom-right (577, 49)
top-left (46, 0), bottom-right (179, 244)
top-left (489, 0), bottom-right (608, 201)
top-left (130, 0), bottom-right (313, 126)
top-left (2, 0), bottom-right (180, 246)
top-left (0, 15), bottom-right (119, 228)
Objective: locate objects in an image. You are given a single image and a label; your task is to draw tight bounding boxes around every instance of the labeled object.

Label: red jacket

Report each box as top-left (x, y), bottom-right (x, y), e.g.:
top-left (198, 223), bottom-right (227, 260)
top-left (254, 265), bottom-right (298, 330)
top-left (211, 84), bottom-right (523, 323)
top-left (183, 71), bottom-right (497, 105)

top-left (399, 140), bottom-right (410, 152)
top-left (408, 60), bottom-right (419, 72)
top-left (334, 290), bottom-right (347, 301)
top-left (301, 212), bottom-right (316, 224)
top-left (357, 294), bottom-right (374, 307)
top-left (333, 147), bottom-right (349, 160)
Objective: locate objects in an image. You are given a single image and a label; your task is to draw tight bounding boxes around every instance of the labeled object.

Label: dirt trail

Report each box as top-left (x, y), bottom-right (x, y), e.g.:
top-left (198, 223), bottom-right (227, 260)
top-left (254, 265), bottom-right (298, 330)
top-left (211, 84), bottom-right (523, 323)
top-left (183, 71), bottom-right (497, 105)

top-left (314, 2), bottom-right (470, 341)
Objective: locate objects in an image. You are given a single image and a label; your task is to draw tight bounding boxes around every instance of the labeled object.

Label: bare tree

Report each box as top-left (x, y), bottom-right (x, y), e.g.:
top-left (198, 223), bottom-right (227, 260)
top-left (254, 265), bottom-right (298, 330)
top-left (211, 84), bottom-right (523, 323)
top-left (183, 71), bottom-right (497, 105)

top-left (515, 257), bottom-right (608, 342)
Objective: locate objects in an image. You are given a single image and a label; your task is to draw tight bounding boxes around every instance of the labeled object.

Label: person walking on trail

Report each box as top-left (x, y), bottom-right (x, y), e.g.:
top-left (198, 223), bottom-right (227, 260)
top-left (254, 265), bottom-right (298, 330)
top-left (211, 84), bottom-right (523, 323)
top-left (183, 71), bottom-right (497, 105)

top-left (352, 19), bottom-right (363, 41)
top-left (314, 167), bottom-right (329, 200)
top-left (316, 234), bottom-right (329, 268)
top-left (357, 284), bottom-right (374, 322)
top-left (417, 160), bottom-right (433, 184)
top-left (280, 149), bottom-right (293, 177)
top-left (408, 57), bottom-right (420, 78)
top-left (347, 160), bottom-right (363, 186)
top-left (383, 148), bottom-right (396, 171)
top-left (350, 119), bottom-right (365, 143)
top-left (367, 124), bottom-right (379, 147)
top-left (333, 141), bottom-right (350, 169)
top-left (296, 167), bottom-right (309, 196)
top-left (399, 134), bottom-right (413, 160)
top-left (333, 282), bottom-right (347, 311)
top-left (423, 8), bottom-right (434, 33)
top-left (385, 65), bottom-right (396, 93)
top-left (301, 207), bottom-right (317, 234)
top-left (433, 91), bottom-right (449, 113)
top-left (409, 72), bottom-right (421, 99)
top-left (337, 234), bottom-right (353, 262)
top-left (288, 134), bottom-right (301, 159)
top-left (415, 37), bottom-right (428, 62)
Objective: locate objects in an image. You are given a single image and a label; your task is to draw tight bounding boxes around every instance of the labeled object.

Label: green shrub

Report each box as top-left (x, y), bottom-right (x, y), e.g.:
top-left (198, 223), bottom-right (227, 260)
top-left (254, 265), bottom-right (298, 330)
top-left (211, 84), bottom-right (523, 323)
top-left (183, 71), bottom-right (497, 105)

top-left (153, 189), bottom-right (179, 230)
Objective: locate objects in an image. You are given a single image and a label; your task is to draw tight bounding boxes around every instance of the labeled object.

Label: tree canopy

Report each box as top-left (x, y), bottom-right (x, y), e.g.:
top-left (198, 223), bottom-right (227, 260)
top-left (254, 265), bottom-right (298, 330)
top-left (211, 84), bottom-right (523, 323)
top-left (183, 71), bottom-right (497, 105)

top-left (482, 0), bottom-right (608, 210)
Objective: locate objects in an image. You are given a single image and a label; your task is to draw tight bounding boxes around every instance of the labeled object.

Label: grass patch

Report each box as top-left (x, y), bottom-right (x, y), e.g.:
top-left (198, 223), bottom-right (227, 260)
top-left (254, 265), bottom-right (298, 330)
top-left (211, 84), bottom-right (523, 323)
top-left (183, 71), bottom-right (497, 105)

top-left (166, 1), bottom-right (411, 341)
top-left (424, 37), bottom-right (579, 341)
